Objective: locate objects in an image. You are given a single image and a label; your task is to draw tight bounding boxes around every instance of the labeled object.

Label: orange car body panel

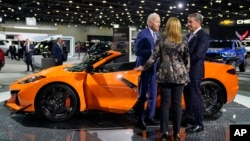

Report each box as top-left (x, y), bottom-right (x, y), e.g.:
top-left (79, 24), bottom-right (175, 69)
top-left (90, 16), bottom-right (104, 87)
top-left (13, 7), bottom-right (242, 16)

top-left (5, 50), bottom-right (239, 115)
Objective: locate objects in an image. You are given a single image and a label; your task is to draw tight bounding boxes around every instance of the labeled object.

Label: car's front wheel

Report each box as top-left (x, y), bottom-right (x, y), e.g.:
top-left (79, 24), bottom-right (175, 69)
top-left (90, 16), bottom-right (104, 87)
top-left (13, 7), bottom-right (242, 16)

top-left (35, 84), bottom-right (78, 121)
top-left (201, 80), bottom-right (225, 117)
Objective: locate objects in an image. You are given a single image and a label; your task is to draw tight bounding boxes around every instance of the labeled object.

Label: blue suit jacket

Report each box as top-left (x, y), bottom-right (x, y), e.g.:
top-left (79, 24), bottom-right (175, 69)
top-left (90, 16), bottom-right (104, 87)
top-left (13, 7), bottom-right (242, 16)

top-left (134, 28), bottom-right (158, 74)
top-left (187, 29), bottom-right (210, 80)
top-left (52, 43), bottom-right (63, 63)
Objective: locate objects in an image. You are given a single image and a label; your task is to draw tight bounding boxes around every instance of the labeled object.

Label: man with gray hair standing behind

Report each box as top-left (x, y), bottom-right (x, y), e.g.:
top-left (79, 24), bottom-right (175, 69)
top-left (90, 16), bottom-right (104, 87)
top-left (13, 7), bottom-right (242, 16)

top-left (183, 13), bottom-right (210, 133)
top-left (133, 12), bottom-right (161, 130)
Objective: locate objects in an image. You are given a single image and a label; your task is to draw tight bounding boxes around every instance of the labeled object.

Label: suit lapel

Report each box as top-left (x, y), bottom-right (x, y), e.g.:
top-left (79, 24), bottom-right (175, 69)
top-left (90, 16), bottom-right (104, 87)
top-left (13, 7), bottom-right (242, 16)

top-left (188, 29), bottom-right (203, 53)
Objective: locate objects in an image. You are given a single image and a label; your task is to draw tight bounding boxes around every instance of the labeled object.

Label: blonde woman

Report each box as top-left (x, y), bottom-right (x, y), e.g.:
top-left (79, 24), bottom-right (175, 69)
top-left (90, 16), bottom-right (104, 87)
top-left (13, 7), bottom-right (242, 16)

top-left (135, 17), bottom-right (190, 141)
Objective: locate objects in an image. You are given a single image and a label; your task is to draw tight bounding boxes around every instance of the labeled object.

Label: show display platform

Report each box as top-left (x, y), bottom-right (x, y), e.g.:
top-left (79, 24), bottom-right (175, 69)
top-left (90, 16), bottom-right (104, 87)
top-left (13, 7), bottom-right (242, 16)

top-left (0, 101), bottom-right (249, 141)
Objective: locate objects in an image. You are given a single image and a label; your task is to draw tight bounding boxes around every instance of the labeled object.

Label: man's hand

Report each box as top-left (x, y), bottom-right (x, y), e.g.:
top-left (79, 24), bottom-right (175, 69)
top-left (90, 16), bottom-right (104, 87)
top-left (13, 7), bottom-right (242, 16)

top-left (134, 66), bottom-right (144, 71)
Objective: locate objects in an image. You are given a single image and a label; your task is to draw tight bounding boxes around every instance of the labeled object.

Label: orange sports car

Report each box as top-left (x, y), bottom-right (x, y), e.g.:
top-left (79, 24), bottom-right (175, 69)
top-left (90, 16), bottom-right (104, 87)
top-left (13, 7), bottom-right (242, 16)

top-left (5, 50), bottom-right (239, 121)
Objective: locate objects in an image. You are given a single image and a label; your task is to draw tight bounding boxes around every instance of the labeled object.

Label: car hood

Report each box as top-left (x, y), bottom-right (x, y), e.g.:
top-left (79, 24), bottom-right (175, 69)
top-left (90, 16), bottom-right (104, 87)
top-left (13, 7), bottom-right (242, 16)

top-left (13, 64), bottom-right (82, 84)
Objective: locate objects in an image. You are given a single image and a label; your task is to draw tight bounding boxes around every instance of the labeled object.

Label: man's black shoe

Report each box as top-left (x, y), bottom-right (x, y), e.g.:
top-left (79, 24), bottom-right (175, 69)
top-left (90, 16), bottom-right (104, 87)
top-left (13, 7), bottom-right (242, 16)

top-left (144, 118), bottom-right (158, 125)
top-left (185, 125), bottom-right (204, 133)
top-left (136, 119), bottom-right (146, 130)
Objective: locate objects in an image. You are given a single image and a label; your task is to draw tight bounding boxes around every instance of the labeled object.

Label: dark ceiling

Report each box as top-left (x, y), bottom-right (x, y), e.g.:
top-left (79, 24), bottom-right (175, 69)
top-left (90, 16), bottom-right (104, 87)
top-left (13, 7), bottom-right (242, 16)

top-left (1, 0), bottom-right (250, 29)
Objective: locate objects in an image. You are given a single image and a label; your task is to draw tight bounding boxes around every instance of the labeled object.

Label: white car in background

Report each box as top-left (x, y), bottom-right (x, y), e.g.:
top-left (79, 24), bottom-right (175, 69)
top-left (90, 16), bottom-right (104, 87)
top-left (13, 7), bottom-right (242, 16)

top-left (0, 40), bottom-right (18, 57)
top-left (0, 40), bottom-right (10, 55)
top-left (241, 40), bottom-right (250, 53)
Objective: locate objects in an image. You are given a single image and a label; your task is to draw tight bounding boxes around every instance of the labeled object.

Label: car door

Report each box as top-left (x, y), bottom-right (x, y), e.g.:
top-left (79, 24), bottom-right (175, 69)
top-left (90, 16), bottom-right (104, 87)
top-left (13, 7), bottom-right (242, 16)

top-left (85, 69), bottom-right (141, 113)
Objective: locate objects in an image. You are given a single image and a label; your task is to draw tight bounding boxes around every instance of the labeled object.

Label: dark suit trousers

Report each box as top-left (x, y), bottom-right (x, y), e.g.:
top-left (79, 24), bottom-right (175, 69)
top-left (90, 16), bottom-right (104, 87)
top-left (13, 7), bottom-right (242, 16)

top-left (25, 53), bottom-right (34, 71)
top-left (159, 83), bottom-right (183, 134)
top-left (183, 79), bottom-right (204, 126)
top-left (137, 71), bottom-right (157, 120)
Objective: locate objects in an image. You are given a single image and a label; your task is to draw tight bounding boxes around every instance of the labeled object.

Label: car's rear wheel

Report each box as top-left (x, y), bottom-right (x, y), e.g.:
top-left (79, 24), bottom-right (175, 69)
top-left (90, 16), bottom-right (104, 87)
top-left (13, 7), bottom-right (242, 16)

top-left (239, 58), bottom-right (247, 72)
top-left (201, 80), bottom-right (225, 117)
top-left (36, 84), bottom-right (78, 121)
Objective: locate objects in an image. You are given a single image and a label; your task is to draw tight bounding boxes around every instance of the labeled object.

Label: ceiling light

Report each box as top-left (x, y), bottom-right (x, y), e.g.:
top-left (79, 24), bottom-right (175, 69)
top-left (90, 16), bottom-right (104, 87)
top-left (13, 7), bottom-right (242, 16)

top-left (215, 0), bottom-right (222, 3)
top-left (177, 3), bottom-right (183, 9)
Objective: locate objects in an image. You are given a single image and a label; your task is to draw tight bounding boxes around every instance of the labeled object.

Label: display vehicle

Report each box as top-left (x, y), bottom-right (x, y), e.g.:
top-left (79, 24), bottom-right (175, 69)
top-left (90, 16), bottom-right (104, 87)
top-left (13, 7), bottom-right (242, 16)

top-left (206, 39), bottom-right (247, 72)
top-left (5, 50), bottom-right (239, 121)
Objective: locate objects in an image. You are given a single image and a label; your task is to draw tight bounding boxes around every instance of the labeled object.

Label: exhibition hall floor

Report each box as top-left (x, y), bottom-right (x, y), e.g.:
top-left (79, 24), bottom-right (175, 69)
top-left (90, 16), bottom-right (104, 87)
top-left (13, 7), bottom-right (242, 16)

top-left (0, 56), bottom-right (250, 141)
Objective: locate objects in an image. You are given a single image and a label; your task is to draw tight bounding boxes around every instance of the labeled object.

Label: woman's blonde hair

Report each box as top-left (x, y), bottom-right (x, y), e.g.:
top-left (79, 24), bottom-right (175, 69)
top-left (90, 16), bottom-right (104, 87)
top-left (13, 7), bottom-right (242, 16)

top-left (164, 17), bottom-right (182, 44)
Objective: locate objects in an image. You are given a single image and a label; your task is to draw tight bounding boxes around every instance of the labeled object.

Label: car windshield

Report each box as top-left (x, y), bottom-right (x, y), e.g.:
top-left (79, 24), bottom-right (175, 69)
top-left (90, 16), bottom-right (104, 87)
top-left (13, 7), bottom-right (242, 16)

top-left (210, 41), bottom-right (232, 48)
top-left (67, 51), bottom-right (112, 72)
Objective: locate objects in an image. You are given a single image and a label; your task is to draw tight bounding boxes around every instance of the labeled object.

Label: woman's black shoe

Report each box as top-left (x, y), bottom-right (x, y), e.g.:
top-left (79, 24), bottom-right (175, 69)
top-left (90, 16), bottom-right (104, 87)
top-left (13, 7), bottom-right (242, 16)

top-left (174, 134), bottom-right (180, 141)
top-left (161, 133), bottom-right (170, 141)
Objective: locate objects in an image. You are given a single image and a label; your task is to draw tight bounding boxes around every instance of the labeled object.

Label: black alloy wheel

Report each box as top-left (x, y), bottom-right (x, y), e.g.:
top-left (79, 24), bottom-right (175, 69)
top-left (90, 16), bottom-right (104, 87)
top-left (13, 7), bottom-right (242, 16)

top-left (36, 84), bottom-right (78, 121)
top-left (201, 80), bottom-right (225, 117)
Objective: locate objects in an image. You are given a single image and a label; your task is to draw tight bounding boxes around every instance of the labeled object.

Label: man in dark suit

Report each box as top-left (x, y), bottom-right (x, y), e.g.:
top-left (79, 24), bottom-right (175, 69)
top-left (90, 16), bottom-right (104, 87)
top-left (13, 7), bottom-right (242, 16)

top-left (52, 37), bottom-right (64, 66)
top-left (9, 43), bottom-right (17, 60)
top-left (17, 40), bottom-right (24, 61)
top-left (24, 38), bottom-right (35, 72)
top-left (134, 12), bottom-right (161, 130)
top-left (183, 13), bottom-right (210, 133)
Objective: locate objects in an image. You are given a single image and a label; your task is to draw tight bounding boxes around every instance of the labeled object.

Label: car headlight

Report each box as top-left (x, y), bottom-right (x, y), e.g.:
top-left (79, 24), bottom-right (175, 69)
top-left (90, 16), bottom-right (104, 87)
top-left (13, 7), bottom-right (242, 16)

top-left (221, 53), bottom-right (234, 57)
top-left (18, 75), bottom-right (46, 84)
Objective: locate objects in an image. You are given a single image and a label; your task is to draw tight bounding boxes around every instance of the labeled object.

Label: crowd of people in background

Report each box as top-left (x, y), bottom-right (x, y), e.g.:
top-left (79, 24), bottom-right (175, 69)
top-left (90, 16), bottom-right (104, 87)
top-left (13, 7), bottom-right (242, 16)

top-left (7, 38), bottom-right (69, 71)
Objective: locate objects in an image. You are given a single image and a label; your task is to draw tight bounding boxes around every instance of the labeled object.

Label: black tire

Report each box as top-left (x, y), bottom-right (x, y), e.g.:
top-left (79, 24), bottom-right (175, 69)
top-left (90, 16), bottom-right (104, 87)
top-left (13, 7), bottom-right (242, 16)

top-left (239, 58), bottom-right (247, 72)
top-left (35, 84), bottom-right (78, 121)
top-left (200, 80), bottom-right (225, 117)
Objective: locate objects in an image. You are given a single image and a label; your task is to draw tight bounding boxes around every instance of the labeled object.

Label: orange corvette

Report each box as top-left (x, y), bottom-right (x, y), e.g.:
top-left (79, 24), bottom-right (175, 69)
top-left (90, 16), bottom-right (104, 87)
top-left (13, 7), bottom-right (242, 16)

top-left (5, 50), bottom-right (239, 121)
